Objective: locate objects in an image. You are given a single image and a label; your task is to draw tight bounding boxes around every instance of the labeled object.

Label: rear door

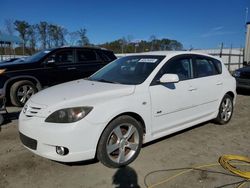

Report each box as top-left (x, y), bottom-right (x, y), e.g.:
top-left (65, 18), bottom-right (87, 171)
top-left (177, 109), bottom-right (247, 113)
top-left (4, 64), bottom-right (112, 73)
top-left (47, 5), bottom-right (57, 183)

top-left (190, 55), bottom-right (223, 118)
top-left (75, 49), bottom-right (106, 78)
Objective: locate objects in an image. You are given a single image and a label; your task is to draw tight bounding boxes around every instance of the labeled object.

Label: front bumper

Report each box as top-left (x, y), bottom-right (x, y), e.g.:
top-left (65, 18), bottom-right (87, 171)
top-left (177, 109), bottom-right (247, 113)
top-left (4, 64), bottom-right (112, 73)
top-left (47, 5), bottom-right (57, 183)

top-left (236, 78), bottom-right (250, 89)
top-left (18, 111), bottom-right (106, 162)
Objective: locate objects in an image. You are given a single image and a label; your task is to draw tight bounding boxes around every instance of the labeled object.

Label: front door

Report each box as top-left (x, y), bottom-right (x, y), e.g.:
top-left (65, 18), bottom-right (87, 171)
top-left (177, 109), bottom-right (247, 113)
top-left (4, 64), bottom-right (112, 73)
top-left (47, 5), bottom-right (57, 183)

top-left (149, 55), bottom-right (195, 137)
top-left (43, 49), bottom-right (77, 86)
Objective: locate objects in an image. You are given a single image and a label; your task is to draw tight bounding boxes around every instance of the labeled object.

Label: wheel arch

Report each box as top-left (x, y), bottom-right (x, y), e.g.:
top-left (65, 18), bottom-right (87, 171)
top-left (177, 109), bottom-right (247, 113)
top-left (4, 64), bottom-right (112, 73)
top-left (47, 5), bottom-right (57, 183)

top-left (4, 76), bottom-right (42, 100)
top-left (225, 91), bottom-right (235, 100)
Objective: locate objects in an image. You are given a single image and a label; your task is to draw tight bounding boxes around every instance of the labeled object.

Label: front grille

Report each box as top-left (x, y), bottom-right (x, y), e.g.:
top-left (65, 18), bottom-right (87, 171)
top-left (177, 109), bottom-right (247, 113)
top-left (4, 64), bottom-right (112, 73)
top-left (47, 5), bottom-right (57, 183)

top-left (19, 132), bottom-right (37, 150)
top-left (24, 105), bottom-right (42, 117)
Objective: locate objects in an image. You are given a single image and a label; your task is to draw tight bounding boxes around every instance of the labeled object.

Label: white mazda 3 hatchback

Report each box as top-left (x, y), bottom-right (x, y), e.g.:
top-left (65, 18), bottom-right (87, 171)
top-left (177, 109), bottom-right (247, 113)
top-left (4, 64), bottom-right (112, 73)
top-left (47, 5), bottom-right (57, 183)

top-left (19, 51), bottom-right (236, 168)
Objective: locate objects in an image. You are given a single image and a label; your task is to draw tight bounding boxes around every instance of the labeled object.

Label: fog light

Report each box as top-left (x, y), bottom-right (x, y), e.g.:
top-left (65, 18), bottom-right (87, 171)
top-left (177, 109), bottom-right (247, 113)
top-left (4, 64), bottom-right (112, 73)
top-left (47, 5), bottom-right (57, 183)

top-left (56, 146), bottom-right (69, 156)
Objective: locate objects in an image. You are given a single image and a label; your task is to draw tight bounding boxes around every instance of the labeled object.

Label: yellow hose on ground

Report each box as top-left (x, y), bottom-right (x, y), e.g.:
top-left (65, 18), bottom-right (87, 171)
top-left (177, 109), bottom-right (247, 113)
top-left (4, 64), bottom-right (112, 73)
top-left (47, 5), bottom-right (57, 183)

top-left (147, 155), bottom-right (250, 188)
top-left (219, 155), bottom-right (250, 179)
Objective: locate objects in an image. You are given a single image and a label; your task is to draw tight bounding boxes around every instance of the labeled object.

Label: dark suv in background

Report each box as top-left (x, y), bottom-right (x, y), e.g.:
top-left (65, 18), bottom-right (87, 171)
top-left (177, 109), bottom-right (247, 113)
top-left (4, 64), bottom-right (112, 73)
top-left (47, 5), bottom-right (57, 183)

top-left (233, 65), bottom-right (250, 90)
top-left (0, 46), bottom-right (116, 106)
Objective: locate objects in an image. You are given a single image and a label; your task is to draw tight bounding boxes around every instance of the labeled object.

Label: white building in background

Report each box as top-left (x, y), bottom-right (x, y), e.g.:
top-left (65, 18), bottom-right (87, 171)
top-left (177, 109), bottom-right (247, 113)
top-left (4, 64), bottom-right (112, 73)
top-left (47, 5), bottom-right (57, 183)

top-left (116, 48), bottom-right (244, 71)
top-left (245, 22), bottom-right (250, 64)
top-left (193, 48), bottom-right (244, 71)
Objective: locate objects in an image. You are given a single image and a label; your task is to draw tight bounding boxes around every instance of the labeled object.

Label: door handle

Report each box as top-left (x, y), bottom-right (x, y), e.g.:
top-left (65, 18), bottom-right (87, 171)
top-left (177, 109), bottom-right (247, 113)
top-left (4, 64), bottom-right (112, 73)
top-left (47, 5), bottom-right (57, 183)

top-left (216, 82), bottom-right (223, 86)
top-left (188, 86), bottom-right (197, 91)
top-left (67, 67), bottom-right (76, 70)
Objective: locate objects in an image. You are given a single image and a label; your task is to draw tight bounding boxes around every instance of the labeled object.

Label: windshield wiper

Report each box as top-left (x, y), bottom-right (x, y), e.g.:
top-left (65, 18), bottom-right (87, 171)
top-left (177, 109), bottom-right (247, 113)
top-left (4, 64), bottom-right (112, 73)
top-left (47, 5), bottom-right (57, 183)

top-left (96, 79), bottom-right (120, 84)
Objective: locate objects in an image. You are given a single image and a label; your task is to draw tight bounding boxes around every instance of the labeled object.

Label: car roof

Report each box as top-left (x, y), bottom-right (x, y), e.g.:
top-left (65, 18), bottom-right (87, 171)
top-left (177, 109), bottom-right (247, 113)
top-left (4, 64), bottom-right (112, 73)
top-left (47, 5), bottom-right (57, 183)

top-left (124, 51), bottom-right (220, 60)
top-left (58, 46), bottom-right (110, 51)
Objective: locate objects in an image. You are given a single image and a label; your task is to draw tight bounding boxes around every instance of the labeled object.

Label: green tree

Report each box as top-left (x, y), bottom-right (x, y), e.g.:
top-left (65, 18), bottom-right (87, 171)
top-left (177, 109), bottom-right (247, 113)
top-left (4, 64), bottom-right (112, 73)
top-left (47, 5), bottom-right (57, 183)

top-left (77, 28), bottom-right (89, 46)
top-left (37, 21), bottom-right (48, 49)
top-left (27, 25), bottom-right (37, 54)
top-left (14, 20), bottom-right (30, 50)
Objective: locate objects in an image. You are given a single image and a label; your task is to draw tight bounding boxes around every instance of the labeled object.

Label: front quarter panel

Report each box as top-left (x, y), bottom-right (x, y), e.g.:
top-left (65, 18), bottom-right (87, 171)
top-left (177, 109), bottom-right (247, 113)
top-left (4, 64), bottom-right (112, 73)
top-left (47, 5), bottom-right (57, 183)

top-left (85, 86), bottom-right (152, 142)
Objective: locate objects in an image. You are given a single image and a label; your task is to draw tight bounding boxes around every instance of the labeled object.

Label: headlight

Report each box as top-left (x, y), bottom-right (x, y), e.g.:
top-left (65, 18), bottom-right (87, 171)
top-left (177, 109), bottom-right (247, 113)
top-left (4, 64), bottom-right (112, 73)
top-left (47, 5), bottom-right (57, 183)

top-left (45, 107), bottom-right (93, 123)
top-left (0, 69), bottom-right (6, 75)
top-left (233, 71), bottom-right (241, 77)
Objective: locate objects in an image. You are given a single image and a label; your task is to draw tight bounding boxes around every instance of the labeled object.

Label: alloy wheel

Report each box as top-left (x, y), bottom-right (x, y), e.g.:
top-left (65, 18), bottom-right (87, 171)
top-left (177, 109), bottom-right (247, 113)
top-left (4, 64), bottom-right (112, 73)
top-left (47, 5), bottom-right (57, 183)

top-left (106, 123), bottom-right (139, 164)
top-left (17, 85), bottom-right (35, 104)
top-left (220, 97), bottom-right (233, 122)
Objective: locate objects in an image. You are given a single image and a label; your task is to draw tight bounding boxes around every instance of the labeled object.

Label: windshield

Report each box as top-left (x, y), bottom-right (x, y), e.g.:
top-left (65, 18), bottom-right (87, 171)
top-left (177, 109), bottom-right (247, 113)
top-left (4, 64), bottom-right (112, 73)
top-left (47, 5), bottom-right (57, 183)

top-left (24, 49), bottom-right (54, 63)
top-left (89, 55), bottom-right (165, 85)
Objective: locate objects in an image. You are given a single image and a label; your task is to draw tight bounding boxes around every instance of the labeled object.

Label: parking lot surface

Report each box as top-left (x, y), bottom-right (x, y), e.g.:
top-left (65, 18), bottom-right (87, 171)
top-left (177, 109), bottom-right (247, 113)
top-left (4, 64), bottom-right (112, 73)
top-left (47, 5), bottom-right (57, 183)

top-left (1, 91), bottom-right (250, 188)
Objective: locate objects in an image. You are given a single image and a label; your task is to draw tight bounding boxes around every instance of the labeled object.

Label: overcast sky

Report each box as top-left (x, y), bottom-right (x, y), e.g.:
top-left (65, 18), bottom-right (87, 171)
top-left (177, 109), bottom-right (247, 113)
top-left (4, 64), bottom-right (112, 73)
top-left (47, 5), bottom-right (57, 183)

top-left (1, 0), bottom-right (249, 49)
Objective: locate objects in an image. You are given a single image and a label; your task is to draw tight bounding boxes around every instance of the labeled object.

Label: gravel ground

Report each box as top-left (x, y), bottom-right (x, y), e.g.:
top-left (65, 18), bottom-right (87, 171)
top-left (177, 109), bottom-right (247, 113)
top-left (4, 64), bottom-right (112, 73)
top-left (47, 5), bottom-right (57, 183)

top-left (0, 91), bottom-right (250, 188)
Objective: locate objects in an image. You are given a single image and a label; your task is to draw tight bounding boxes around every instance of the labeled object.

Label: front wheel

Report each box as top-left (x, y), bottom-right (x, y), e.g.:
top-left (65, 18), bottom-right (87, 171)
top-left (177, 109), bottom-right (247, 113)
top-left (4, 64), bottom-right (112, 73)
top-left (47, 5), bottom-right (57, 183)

top-left (97, 115), bottom-right (143, 168)
top-left (214, 94), bottom-right (234, 125)
top-left (10, 80), bottom-right (37, 107)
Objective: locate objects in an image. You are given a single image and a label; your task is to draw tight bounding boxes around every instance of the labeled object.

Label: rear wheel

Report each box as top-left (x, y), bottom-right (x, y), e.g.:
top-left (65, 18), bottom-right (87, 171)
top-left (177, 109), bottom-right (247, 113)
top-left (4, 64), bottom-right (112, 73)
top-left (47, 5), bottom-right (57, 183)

top-left (97, 115), bottom-right (143, 168)
top-left (214, 94), bottom-right (234, 125)
top-left (10, 80), bottom-right (37, 107)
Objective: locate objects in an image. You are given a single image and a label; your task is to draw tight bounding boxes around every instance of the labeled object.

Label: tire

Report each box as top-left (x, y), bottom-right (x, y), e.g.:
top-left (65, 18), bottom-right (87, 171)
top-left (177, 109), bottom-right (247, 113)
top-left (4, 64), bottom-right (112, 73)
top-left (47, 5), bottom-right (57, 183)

top-left (0, 114), bottom-right (4, 125)
top-left (10, 80), bottom-right (38, 107)
top-left (97, 115), bottom-right (143, 168)
top-left (214, 94), bottom-right (234, 125)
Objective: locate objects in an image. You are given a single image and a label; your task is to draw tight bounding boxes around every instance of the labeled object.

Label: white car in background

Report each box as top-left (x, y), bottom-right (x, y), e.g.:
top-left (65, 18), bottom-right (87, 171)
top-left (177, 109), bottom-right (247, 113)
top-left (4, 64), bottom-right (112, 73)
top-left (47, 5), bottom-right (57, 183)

top-left (19, 51), bottom-right (236, 168)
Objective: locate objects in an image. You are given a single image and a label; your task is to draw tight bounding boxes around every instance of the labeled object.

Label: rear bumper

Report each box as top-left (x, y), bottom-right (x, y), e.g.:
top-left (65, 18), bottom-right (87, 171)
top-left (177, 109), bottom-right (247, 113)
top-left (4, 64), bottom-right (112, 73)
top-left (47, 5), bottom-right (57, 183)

top-left (236, 78), bottom-right (250, 89)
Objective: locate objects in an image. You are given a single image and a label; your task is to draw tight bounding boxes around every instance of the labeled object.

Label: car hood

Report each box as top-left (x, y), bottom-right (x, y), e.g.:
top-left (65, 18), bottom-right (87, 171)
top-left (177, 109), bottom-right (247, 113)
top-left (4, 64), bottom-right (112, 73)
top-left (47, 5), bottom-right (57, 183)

top-left (28, 79), bottom-right (135, 108)
top-left (237, 66), bottom-right (250, 72)
top-left (0, 59), bottom-right (38, 70)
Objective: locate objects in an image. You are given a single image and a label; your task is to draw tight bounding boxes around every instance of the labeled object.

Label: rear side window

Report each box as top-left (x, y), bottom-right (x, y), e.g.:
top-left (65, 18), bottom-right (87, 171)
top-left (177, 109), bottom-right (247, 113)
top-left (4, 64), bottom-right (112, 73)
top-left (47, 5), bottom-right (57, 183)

top-left (77, 50), bottom-right (97, 62)
top-left (213, 59), bottom-right (222, 74)
top-left (194, 58), bottom-right (218, 78)
top-left (98, 50), bottom-right (116, 62)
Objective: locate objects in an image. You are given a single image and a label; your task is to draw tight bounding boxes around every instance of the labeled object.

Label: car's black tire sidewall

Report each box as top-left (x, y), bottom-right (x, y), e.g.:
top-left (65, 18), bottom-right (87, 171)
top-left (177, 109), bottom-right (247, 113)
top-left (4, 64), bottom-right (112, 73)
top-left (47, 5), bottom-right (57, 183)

top-left (97, 115), bottom-right (143, 168)
top-left (10, 80), bottom-right (37, 107)
top-left (214, 94), bottom-right (234, 125)
top-left (0, 114), bottom-right (4, 125)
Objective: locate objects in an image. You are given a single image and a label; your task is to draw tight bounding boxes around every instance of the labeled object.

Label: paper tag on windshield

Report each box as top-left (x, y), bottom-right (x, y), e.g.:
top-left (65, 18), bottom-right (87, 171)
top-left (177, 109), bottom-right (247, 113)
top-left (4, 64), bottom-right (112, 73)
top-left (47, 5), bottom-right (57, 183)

top-left (44, 50), bottom-right (51, 53)
top-left (138, 58), bottom-right (158, 63)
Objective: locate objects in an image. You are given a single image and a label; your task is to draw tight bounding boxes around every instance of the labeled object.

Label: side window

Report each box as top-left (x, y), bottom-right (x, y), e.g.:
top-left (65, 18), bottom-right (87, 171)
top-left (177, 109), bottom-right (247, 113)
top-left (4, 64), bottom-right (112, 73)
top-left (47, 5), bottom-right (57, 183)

top-left (77, 50), bottom-right (97, 62)
top-left (49, 50), bottom-right (73, 64)
top-left (195, 58), bottom-right (217, 78)
top-left (213, 59), bottom-right (222, 74)
top-left (165, 58), bottom-right (192, 80)
top-left (151, 57), bottom-right (192, 85)
top-left (99, 51), bottom-right (111, 62)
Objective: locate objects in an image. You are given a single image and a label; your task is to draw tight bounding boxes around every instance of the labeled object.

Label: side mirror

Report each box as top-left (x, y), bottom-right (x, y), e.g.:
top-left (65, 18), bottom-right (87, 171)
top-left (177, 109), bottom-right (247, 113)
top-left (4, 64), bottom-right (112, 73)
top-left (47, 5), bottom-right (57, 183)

top-left (159, 74), bottom-right (179, 83)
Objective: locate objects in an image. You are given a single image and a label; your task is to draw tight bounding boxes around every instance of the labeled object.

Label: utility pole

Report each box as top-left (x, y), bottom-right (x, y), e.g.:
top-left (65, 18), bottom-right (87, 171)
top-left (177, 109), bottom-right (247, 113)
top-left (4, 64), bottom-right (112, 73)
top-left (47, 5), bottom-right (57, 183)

top-left (219, 42), bottom-right (224, 58)
top-left (245, 7), bottom-right (249, 28)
